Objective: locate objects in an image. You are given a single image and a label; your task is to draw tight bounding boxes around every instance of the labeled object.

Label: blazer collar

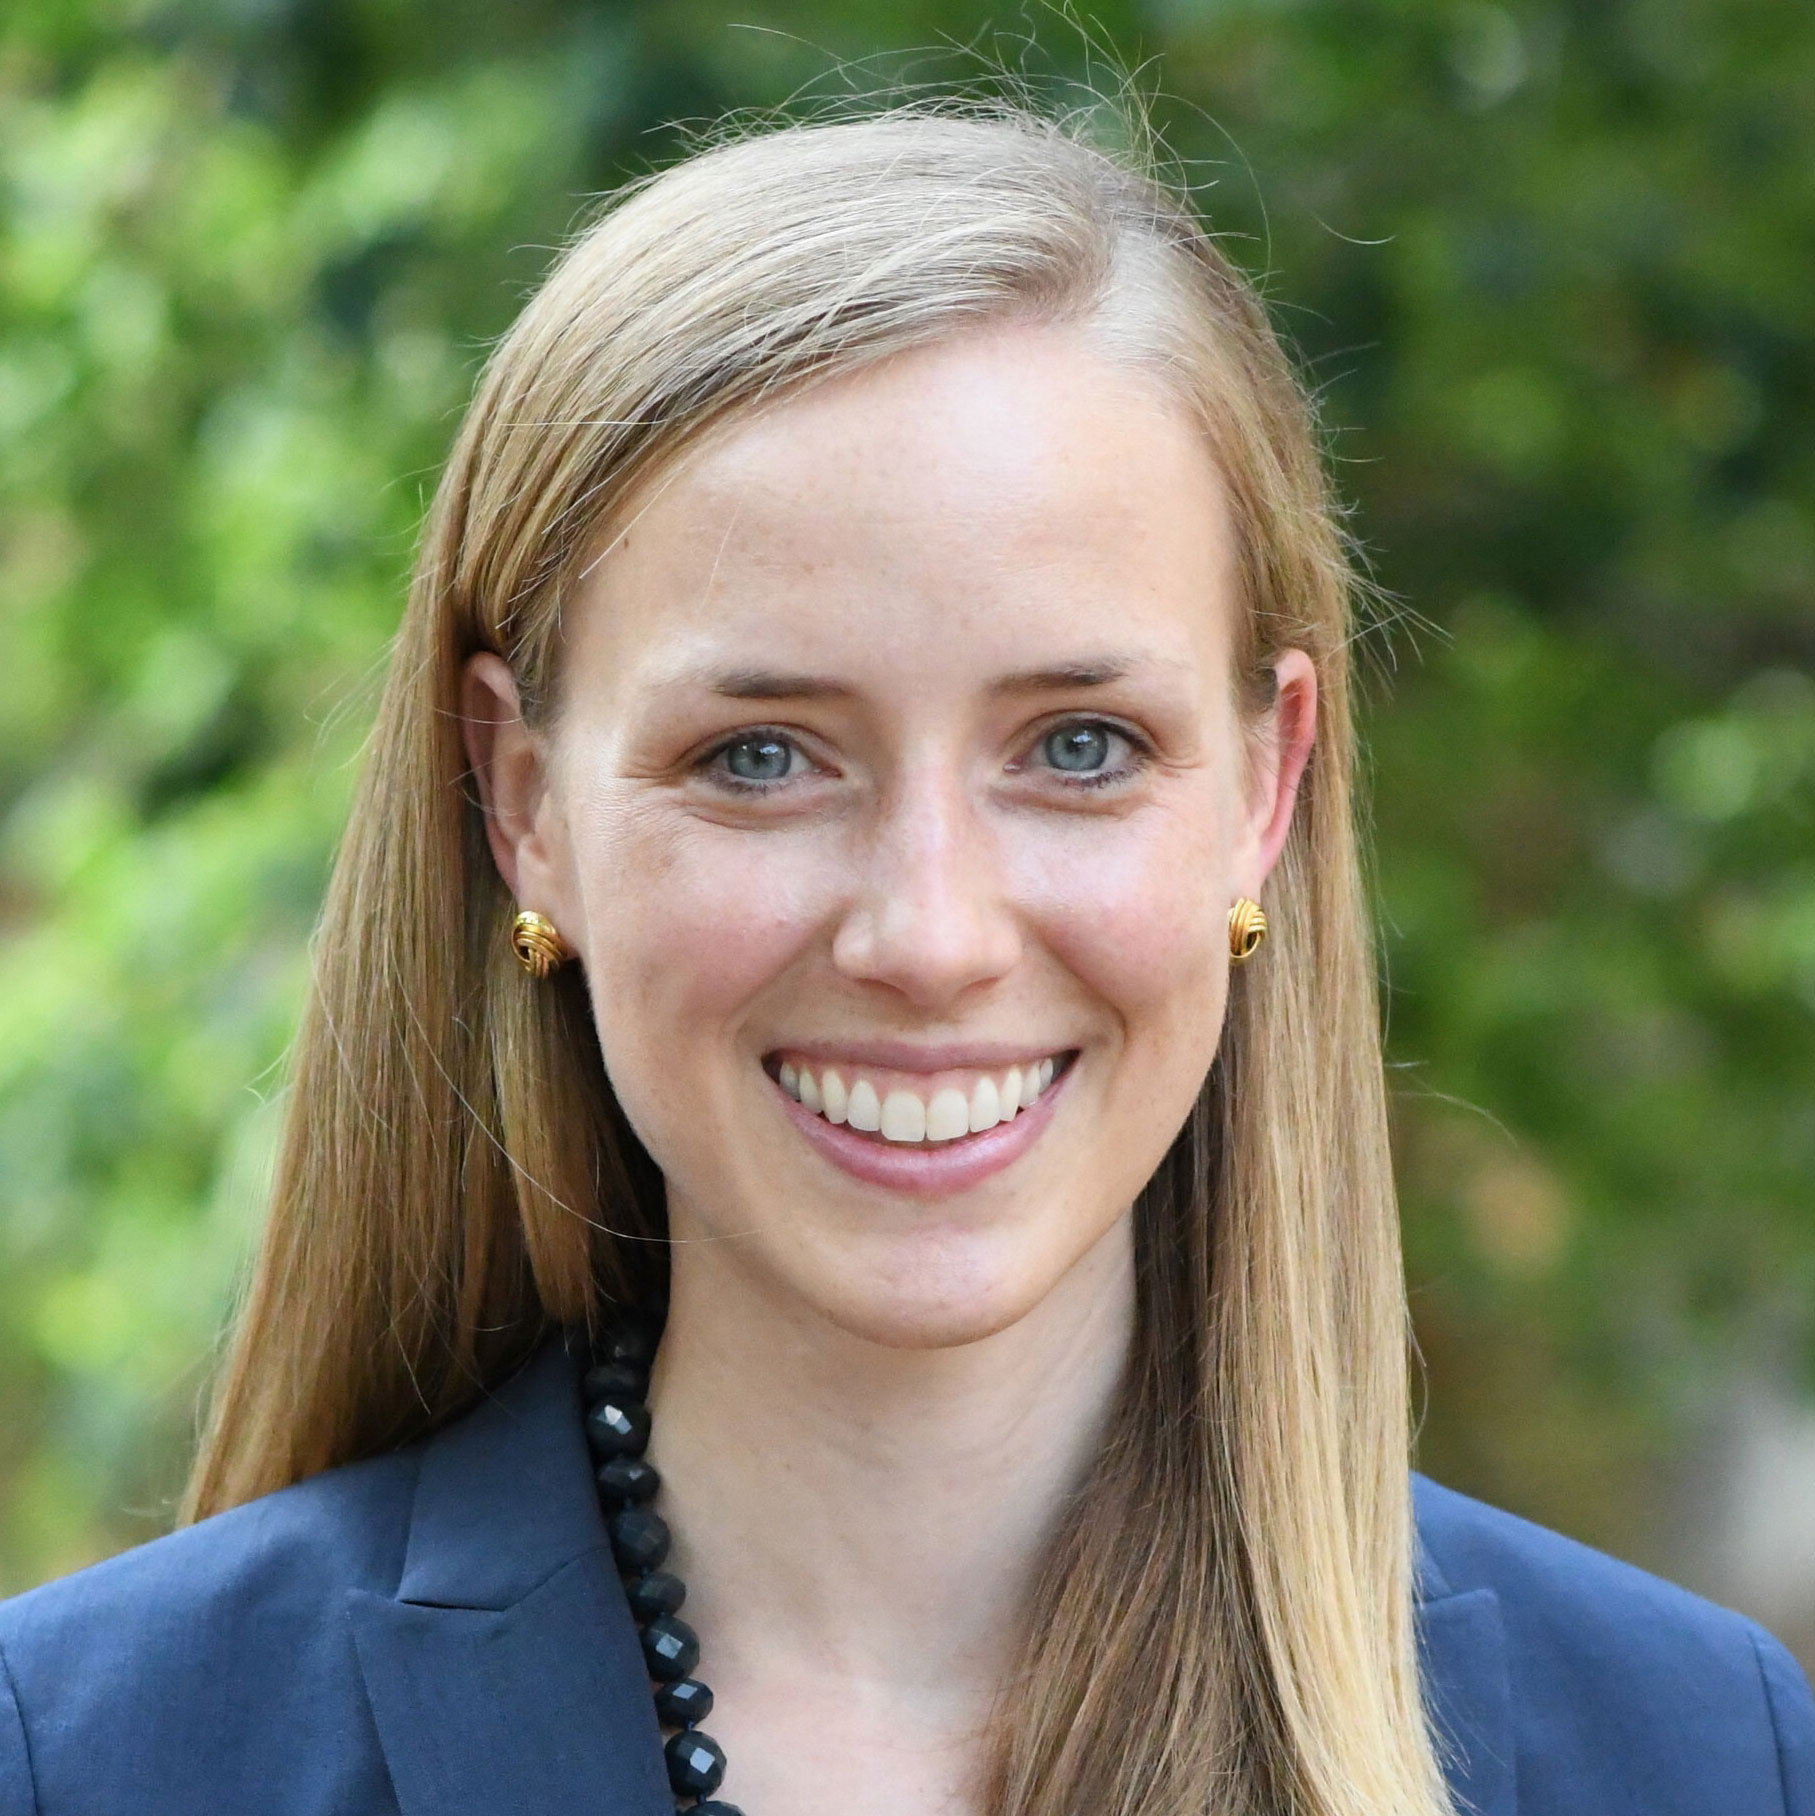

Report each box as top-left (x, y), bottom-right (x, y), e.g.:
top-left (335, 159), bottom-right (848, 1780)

top-left (1417, 1523), bottom-right (1518, 1816)
top-left (390, 1333), bottom-right (606, 1610)
top-left (348, 1333), bottom-right (671, 1816)
top-left (349, 1334), bottom-right (1516, 1816)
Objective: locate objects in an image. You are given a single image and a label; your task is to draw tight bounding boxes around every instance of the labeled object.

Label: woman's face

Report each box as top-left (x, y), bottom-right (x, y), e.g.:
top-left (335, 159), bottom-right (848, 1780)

top-left (466, 325), bottom-right (1314, 1350)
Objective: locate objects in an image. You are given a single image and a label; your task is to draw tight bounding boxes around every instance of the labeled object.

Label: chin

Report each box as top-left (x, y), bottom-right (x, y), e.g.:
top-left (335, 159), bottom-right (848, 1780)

top-left (785, 1224), bottom-right (1116, 1353)
top-left (813, 1292), bottom-right (1033, 1353)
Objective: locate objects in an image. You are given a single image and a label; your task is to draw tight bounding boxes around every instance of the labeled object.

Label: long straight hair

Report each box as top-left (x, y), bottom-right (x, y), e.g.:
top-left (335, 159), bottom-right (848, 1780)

top-left (186, 106), bottom-right (1453, 1816)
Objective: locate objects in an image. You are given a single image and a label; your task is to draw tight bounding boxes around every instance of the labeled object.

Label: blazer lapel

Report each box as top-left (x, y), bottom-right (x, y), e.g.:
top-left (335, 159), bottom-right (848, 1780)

top-left (1417, 1551), bottom-right (1517, 1816)
top-left (348, 1336), bottom-right (671, 1816)
top-left (351, 1344), bottom-right (1518, 1816)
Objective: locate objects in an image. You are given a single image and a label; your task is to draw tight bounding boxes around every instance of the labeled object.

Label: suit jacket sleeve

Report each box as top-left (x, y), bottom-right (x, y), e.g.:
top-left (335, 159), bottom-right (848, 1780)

top-left (0, 1637), bottom-right (36, 1816)
top-left (1754, 1622), bottom-right (1815, 1816)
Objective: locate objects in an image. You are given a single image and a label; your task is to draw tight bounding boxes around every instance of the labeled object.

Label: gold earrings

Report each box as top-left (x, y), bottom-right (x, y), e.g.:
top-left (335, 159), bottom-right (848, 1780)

top-left (1227, 898), bottom-right (1266, 963)
top-left (510, 910), bottom-right (572, 979)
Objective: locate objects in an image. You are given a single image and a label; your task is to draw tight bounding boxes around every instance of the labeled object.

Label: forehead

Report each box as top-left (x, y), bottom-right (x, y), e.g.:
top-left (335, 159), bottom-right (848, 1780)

top-left (569, 324), bottom-right (1239, 696)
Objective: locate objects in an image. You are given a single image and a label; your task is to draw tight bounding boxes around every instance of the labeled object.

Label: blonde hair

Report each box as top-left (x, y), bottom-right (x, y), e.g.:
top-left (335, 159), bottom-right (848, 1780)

top-left (187, 106), bottom-right (1453, 1816)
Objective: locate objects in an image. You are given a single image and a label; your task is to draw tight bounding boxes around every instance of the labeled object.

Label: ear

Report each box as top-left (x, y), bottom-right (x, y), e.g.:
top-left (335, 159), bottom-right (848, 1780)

top-left (460, 653), bottom-right (568, 915)
top-left (1237, 648), bottom-right (1318, 894)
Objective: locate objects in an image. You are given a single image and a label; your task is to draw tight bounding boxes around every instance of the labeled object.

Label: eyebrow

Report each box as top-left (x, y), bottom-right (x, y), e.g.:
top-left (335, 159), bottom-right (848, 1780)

top-left (707, 659), bottom-right (1137, 700)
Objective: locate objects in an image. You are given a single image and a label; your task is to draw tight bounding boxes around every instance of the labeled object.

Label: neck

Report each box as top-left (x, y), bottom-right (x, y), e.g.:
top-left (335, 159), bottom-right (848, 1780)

top-left (646, 1219), bottom-right (1134, 1726)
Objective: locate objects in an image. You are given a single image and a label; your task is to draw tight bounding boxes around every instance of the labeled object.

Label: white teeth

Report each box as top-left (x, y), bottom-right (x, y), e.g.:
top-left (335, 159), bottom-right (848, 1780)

top-left (777, 1055), bottom-right (1065, 1142)
top-left (1000, 1067), bottom-right (1022, 1120)
top-left (880, 1090), bottom-right (926, 1142)
top-left (846, 1078), bottom-right (882, 1132)
top-left (968, 1076), bottom-right (1001, 1132)
top-left (926, 1088), bottom-right (970, 1142)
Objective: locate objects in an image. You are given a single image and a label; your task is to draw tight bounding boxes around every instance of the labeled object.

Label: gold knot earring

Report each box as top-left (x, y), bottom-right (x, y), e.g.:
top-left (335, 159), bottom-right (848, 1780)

top-left (510, 910), bottom-right (572, 979)
top-left (1227, 898), bottom-right (1267, 963)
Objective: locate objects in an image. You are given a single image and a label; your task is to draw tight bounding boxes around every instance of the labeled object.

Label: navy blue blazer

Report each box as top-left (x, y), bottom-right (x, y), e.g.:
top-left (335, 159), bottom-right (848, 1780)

top-left (1, 1335), bottom-right (1810, 1815)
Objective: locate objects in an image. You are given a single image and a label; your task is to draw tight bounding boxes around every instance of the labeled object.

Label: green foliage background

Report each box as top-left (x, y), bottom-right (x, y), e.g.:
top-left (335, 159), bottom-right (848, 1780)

top-left (3, 0), bottom-right (1811, 1646)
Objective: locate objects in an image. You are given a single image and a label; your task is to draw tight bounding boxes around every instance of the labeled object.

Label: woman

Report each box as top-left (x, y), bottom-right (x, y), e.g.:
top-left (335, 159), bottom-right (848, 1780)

top-left (0, 105), bottom-right (1809, 1816)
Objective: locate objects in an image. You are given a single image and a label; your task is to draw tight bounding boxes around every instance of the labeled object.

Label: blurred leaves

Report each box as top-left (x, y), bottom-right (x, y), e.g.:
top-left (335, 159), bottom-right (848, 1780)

top-left (0, 0), bottom-right (1811, 1599)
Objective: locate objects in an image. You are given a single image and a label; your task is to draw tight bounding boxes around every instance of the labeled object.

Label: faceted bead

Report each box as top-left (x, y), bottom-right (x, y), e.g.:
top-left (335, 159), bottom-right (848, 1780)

top-left (609, 1505), bottom-right (671, 1574)
top-left (640, 1613), bottom-right (701, 1681)
top-left (584, 1397), bottom-right (650, 1460)
top-left (664, 1727), bottom-right (727, 1797)
top-left (625, 1570), bottom-right (686, 1621)
top-left (596, 1325), bottom-right (654, 1369)
top-left (653, 1676), bottom-right (713, 1727)
top-left (583, 1360), bottom-right (645, 1404)
top-left (594, 1456), bottom-right (660, 1506)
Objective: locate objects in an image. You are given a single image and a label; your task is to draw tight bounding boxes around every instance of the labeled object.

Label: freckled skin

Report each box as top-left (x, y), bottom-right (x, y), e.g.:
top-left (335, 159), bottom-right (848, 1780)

top-left (465, 323), bottom-right (1314, 1352)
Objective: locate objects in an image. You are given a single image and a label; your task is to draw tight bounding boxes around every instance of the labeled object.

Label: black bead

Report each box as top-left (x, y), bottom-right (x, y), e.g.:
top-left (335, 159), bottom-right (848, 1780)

top-left (595, 1325), bottom-right (654, 1369)
top-left (664, 1727), bottom-right (727, 1797)
top-left (624, 1569), bottom-right (686, 1621)
top-left (689, 1804), bottom-right (745, 1816)
top-left (582, 1360), bottom-right (645, 1404)
top-left (609, 1504), bottom-right (671, 1574)
top-left (584, 1396), bottom-right (651, 1460)
top-left (594, 1455), bottom-right (660, 1507)
top-left (653, 1676), bottom-right (713, 1727)
top-left (640, 1613), bottom-right (700, 1681)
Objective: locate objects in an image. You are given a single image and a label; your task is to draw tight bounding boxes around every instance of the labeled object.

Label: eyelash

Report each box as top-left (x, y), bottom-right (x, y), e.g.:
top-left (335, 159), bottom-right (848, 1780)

top-left (694, 720), bottom-right (1153, 796)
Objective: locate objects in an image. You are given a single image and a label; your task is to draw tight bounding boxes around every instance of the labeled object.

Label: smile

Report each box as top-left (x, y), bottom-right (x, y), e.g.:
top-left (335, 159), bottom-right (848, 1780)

top-left (760, 1045), bottom-right (1078, 1197)
top-left (766, 1051), bottom-right (1070, 1145)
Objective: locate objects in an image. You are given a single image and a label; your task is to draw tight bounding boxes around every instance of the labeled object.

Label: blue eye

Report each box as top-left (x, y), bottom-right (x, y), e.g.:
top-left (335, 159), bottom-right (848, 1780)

top-left (1027, 719), bottom-right (1149, 791)
top-left (721, 735), bottom-right (793, 782)
top-left (1043, 723), bottom-right (1112, 772)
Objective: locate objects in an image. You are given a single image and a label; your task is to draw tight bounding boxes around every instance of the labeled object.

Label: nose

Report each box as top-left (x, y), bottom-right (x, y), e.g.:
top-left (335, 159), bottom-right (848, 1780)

top-left (830, 766), bottom-right (1021, 1010)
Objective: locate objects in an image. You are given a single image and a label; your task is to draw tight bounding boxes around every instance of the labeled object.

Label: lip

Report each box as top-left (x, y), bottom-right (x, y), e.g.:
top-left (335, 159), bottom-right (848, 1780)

top-left (773, 1053), bottom-right (1076, 1198)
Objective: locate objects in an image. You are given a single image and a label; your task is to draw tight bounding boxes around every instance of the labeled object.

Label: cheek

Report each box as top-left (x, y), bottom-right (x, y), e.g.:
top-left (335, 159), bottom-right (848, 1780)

top-left (567, 797), bottom-right (834, 1072)
top-left (1014, 809), bottom-right (1231, 1188)
top-left (1010, 800), bottom-right (1230, 1034)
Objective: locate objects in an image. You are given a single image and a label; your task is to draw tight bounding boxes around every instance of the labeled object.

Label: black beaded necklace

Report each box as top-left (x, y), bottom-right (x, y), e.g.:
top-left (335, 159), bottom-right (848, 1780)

top-left (582, 1327), bottom-right (745, 1816)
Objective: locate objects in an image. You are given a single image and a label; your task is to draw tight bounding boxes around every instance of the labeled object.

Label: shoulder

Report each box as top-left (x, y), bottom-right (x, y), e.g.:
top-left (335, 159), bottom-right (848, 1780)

top-left (0, 1446), bottom-right (418, 1815)
top-left (1415, 1473), bottom-right (1815, 1816)
top-left (0, 1444), bottom-right (417, 1654)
